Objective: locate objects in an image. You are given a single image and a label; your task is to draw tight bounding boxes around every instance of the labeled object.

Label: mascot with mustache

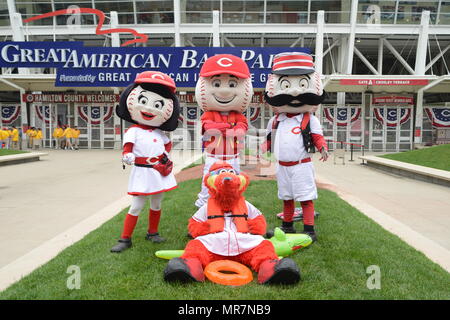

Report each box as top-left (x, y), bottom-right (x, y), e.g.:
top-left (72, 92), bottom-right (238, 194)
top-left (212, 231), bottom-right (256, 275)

top-left (194, 54), bottom-right (253, 208)
top-left (263, 52), bottom-right (329, 242)
top-left (111, 71), bottom-right (180, 253)
top-left (164, 161), bottom-right (301, 285)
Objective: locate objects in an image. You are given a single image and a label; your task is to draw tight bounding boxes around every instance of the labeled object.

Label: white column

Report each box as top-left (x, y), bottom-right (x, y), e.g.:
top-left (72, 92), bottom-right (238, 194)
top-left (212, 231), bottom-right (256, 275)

top-left (174, 0), bottom-right (182, 46)
top-left (377, 37), bottom-right (383, 74)
top-left (212, 10), bottom-right (220, 47)
top-left (110, 11), bottom-right (121, 47)
top-left (315, 10), bottom-right (324, 75)
top-left (345, 0), bottom-right (358, 74)
top-left (414, 10), bottom-right (430, 75)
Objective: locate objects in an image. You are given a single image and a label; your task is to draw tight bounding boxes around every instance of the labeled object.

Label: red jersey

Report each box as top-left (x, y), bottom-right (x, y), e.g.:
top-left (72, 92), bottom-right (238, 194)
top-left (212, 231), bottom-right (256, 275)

top-left (201, 111), bottom-right (248, 156)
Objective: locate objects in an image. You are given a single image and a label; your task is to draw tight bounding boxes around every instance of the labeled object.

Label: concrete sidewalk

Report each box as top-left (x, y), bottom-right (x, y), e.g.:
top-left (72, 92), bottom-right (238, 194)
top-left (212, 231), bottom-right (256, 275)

top-left (313, 152), bottom-right (450, 251)
top-left (0, 148), bottom-right (201, 269)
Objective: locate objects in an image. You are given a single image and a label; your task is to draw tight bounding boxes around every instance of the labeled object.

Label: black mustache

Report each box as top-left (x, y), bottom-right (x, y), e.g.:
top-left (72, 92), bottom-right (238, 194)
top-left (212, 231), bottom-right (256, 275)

top-left (264, 91), bottom-right (325, 107)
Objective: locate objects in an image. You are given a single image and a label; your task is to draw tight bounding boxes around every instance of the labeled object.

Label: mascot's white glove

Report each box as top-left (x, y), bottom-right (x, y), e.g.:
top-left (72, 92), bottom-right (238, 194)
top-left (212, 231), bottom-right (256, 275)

top-left (122, 153), bottom-right (135, 165)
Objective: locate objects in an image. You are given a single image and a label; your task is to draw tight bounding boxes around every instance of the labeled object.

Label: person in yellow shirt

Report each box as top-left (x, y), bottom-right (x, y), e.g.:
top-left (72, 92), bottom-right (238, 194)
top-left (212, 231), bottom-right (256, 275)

top-left (52, 125), bottom-right (64, 149)
top-left (11, 126), bottom-right (19, 150)
top-left (72, 126), bottom-right (81, 150)
top-left (26, 127), bottom-right (36, 149)
top-left (62, 125), bottom-right (74, 150)
top-left (33, 127), bottom-right (43, 150)
top-left (0, 128), bottom-right (9, 149)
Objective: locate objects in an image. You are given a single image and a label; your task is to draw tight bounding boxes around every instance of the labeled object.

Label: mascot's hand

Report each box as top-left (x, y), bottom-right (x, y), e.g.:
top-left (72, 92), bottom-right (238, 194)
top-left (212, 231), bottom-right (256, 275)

top-left (320, 148), bottom-right (329, 162)
top-left (188, 218), bottom-right (210, 238)
top-left (247, 215), bottom-right (267, 235)
top-left (122, 153), bottom-right (135, 165)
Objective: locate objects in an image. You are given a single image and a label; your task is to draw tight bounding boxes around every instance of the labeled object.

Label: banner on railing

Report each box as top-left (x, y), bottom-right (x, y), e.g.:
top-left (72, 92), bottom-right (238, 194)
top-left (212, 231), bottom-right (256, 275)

top-left (78, 106), bottom-right (113, 125)
top-left (1, 105), bottom-right (20, 124)
top-left (35, 105), bottom-right (57, 124)
top-left (373, 107), bottom-right (411, 127)
top-left (323, 107), bottom-right (361, 126)
top-left (425, 107), bottom-right (450, 128)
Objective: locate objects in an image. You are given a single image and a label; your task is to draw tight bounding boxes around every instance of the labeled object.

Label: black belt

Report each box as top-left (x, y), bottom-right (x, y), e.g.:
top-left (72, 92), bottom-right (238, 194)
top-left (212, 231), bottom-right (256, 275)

top-left (208, 214), bottom-right (248, 220)
top-left (134, 163), bottom-right (155, 168)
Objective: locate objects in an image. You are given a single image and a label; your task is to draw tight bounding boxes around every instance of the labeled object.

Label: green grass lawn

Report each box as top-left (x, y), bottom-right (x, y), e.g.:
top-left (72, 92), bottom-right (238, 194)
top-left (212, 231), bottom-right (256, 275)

top-left (1, 179), bottom-right (449, 300)
top-left (379, 144), bottom-right (450, 172)
top-left (0, 149), bottom-right (28, 156)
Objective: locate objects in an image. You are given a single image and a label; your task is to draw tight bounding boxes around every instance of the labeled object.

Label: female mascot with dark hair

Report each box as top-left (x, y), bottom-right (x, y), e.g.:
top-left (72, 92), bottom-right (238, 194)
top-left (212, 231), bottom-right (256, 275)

top-left (111, 71), bottom-right (180, 253)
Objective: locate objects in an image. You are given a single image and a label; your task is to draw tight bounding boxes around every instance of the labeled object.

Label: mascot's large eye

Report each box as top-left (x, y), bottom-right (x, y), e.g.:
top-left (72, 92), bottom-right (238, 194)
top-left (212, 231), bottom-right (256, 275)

top-left (212, 79), bottom-right (221, 88)
top-left (138, 95), bottom-right (148, 105)
top-left (228, 80), bottom-right (237, 88)
top-left (153, 100), bottom-right (165, 109)
top-left (299, 78), bottom-right (309, 88)
top-left (219, 169), bottom-right (227, 174)
top-left (280, 79), bottom-right (291, 90)
top-left (227, 169), bottom-right (236, 174)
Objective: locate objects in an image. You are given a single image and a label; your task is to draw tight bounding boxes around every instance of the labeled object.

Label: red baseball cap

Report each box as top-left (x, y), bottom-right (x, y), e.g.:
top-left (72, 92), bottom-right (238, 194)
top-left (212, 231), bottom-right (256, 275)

top-left (200, 54), bottom-right (250, 79)
top-left (134, 71), bottom-right (176, 93)
top-left (271, 52), bottom-right (315, 75)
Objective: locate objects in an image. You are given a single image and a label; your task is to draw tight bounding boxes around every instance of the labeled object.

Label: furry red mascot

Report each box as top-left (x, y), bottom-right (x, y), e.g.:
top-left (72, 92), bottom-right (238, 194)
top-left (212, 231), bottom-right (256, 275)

top-left (111, 71), bottom-right (180, 253)
top-left (263, 52), bottom-right (328, 241)
top-left (164, 161), bottom-right (300, 285)
top-left (194, 54), bottom-right (253, 208)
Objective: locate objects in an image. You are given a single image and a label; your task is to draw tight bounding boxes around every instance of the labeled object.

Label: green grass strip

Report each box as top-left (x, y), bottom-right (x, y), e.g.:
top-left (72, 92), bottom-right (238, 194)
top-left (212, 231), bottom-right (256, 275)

top-left (379, 144), bottom-right (450, 172)
top-left (1, 179), bottom-right (449, 300)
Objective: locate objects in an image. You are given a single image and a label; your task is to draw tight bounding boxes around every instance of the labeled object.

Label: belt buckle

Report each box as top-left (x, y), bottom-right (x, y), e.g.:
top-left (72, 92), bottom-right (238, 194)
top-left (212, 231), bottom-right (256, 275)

top-left (146, 157), bottom-right (159, 165)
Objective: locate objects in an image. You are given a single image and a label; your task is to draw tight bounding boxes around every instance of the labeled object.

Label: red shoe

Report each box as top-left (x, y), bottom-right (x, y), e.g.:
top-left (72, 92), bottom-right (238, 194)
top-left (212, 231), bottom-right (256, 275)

top-left (164, 257), bottom-right (205, 283)
top-left (258, 258), bottom-right (301, 285)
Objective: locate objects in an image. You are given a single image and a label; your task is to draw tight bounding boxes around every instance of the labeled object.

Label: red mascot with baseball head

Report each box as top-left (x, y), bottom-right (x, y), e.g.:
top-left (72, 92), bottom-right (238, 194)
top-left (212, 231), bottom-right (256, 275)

top-left (263, 52), bottom-right (329, 242)
top-left (194, 54), bottom-right (253, 208)
top-left (164, 161), bottom-right (301, 285)
top-left (111, 71), bottom-right (180, 253)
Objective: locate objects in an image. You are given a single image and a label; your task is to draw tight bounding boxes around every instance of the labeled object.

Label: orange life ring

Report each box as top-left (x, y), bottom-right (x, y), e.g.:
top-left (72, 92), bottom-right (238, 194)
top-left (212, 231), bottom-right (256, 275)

top-left (204, 260), bottom-right (253, 286)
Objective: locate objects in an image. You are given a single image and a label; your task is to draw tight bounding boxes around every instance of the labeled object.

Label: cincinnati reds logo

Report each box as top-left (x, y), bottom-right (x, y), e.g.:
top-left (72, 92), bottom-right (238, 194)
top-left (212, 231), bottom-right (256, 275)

top-left (442, 109), bottom-right (450, 117)
top-left (291, 126), bottom-right (302, 134)
top-left (217, 57), bottom-right (233, 67)
top-left (151, 73), bottom-right (165, 80)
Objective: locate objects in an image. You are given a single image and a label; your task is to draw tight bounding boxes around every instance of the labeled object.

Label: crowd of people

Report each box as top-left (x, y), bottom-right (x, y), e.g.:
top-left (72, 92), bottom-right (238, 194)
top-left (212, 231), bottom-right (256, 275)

top-left (52, 125), bottom-right (81, 150)
top-left (0, 124), bottom-right (81, 150)
top-left (0, 126), bottom-right (20, 150)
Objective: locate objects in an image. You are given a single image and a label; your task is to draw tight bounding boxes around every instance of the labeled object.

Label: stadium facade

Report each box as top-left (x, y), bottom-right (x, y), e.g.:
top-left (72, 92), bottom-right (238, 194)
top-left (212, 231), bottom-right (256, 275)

top-left (0, 0), bottom-right (449, 151)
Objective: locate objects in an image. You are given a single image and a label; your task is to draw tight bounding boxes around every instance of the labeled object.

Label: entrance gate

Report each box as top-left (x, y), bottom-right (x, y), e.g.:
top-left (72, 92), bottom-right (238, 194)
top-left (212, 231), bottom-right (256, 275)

top-left (76, 105), bottom-right (115, 149)
top-left (321, 105), bottom-right (364, 151)
top-left (369, 106), bottom-right (413, 152)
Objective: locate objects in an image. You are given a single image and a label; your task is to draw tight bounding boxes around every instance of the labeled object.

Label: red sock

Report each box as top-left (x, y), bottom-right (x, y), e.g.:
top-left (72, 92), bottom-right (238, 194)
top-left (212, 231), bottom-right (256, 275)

top-left (283, 200), bottom-right (295, 222)
top-left (148, 209), bottom-right (161, 234)
top-left (121, 214), bottom-right (138, 239)
top-left (301, 200), bottom-right (315, 226)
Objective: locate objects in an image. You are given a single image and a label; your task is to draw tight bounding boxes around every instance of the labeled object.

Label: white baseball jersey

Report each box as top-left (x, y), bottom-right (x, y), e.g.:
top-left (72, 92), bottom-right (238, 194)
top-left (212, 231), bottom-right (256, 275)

top-left (267, 112), bottom-right (323, 162)
top-left (192, 200), bottom-right (265, 256)
top-left (124, 126), bottom-right (177, 195)
top-left (266, 113), bottom-right (322, 201)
